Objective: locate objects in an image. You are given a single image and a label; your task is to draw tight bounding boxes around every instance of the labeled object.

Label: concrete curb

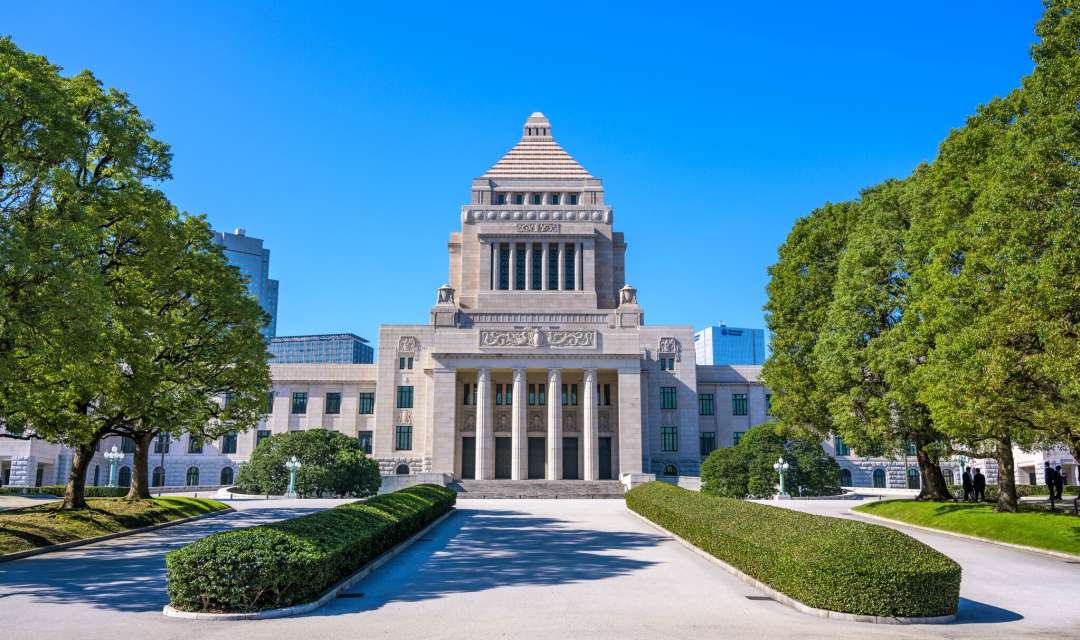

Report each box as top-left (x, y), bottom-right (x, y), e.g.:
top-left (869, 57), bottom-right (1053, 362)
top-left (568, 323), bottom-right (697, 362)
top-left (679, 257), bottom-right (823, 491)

top-left (0, 505), bottom-right (235, 563)
top-left (852, 509), bottom-right (1080, 561)
top-left (162, 507), bottom-right (456, 621)
top-left (625, 508), bottom-right (956, 625)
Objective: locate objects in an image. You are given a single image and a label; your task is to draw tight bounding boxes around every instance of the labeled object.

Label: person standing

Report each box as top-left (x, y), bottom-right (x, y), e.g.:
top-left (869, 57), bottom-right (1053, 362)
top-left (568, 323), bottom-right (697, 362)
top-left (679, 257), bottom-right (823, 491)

top-left (962, 466), bottom-right (974, 502)
top-left (1054, 465), bottom-right (1066, 501)
top-left (973, 468), bottom-right (986, 502)
top-left (1045, 461), bottom-right (1058, 499)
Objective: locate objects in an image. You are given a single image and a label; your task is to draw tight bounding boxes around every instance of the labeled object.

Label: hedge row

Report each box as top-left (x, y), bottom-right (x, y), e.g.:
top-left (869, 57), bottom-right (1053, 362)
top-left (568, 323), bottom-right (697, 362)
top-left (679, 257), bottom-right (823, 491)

top-left (0, 485), bottom-right (127, 497)
top-left (947, 484), bottom-right (1078, 499)
top-left (626, 482), bottom-right (960, 618)
top-left (165, 484), bottom-right (455, 612)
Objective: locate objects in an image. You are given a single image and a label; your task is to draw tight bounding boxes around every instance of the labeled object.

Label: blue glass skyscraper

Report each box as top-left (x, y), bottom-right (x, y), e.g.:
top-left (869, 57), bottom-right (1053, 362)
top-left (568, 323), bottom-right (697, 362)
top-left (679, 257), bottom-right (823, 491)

top-left (693, 325), bottom-right (765, 365)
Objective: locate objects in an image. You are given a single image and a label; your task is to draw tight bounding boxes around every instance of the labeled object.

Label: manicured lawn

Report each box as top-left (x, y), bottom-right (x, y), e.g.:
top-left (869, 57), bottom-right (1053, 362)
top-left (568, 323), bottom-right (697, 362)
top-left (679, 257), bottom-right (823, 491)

top-left (0, 497), bottom-right (229, 555)
top-left (855, 499), bottom-right (1080, 556)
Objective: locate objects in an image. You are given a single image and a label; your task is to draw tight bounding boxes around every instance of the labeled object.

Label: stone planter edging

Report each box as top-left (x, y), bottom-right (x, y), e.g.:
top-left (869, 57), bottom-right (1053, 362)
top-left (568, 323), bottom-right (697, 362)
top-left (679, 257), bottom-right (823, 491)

top-left (625, 507), bottom-right (956, 625)
top-left (0, 506), bottom-right (235, 563)
top-left (162, 508), bottom-right (456, 621)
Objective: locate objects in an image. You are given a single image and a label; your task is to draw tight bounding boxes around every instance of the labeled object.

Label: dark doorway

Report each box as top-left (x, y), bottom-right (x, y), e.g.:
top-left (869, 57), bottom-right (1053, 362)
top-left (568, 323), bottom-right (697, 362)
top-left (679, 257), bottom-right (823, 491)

top-left (563, 437), bottom-right (579, 480)
top-left (598, 437), bottom-right (613, 480)
top-left (495, 437), bottom-right (512, 479)
top-left (461, 437), bottom-right (476, 479)
top-left (528, 437), bottom-right (546, 479)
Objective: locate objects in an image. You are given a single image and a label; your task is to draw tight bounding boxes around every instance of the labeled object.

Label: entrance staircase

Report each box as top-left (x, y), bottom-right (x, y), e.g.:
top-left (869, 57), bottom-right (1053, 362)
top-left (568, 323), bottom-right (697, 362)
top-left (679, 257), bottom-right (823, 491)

top-left (449, 480), bottom-right (626, 499)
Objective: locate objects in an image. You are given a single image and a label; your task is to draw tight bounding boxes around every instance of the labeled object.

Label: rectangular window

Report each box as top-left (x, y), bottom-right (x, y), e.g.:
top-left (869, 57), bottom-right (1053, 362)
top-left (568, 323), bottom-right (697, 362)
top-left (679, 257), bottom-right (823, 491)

top-left (531, 243), bottom-right (543, 289)
top-left (538, 383), bottom-right (546, 406)
top-left (256, 429), bottom-right (271, 447)
top-left (496, 383), bottom-right (504, 405)
top-left (395, 425), bottom-right (413, 451)
top-left (496, 193), bottom-right (507, 205)
top-left (291, 391), bottom-right (308, 414)
top-left (660, 386), bottom-right (677, 410)
top-left (548, 243), bottom-right (560, 290)
top-left (733, 431), bottom-right (744, 445)
top-left (358, 392), bottom-right (374, 414)
top-left (223, 391), bottom-right (235, 407)
top-left (463, 383), bottom-right (472, 406)
top-left (399, 356), bottom-right (405, 370)
top-left (528, 384), bottom-right (536, 406)
top-left (531, 193), bottom-right (542, 205)
top-left (120, 436), bottom-right (135, 454)
top-left (549, 193), bottom-right (559, 205)
top-left (660, 357), bottom-right (676, 371)
top-left (661, 426), bottom-right (679, 452)
top-left (515, 243), bottom-right (526, 290)
top-left (325, 392), bottom-right (342, 414)
top-left (765, 393), bottom-right (772, 416)
top-left (698, 393), bottom-right (715, 416)
top-left (506, 383), bottom-right (513, 405)
top-left (396, 386), bottom-right (414, 409)
top-left (562, 383), bottom-right (568, 406)
top-left (513, 193), bottom-right (524, 205)
top-left (835, 435), bottom-right (850, 456)
top-left (153, 434), bottom-right (170, 454)
top-left (568, 194), bottom-right (579, 205)
top-left (564, 244), bottom-right (575, 290)
top-left (700, 432), bottom-right (717, 456)
top-left (221, 431), bottom-right (237, 454)
top-left (265, 391), bottom-right (275, 414)
top-left (732, 393), bottom-right (747, 416)
top-left (601, 383), bottom-right (612, 406)
top-left (358, 431), bottom-right (373, 454)
top-left (906, 440), bottom-right (916, 456)
top-left (188, 436), bottom-right (203, 454)
top-left (570, 383), bottom-right (578, 406)
top-left (498, 243), bottom-right (510, 290)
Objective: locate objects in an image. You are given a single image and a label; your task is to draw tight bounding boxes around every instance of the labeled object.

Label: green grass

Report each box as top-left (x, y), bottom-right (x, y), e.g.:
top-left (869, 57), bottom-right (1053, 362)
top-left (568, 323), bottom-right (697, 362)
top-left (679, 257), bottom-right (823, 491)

top-left (855, 499), bottom-right (1080, 556)
top-left (0, 497), bottom-right (229, 555)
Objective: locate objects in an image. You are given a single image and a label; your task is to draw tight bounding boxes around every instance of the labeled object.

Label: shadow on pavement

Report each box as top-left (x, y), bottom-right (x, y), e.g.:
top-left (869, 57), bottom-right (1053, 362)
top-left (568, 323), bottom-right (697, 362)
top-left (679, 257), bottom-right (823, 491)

top-left (0, 505), bottom-right (325, 613)
top-left (954, 597), bottom-right (1024, 624)
top-left (315, 507), bottom-right (662, 616)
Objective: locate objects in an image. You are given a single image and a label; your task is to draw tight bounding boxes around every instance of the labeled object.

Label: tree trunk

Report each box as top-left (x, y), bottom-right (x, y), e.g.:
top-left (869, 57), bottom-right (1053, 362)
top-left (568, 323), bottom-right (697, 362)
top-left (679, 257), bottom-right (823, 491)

top-left (914, 433), bottom-right (952, 501)
top-left (125, 431), bottom-right (155, 500)
top-left (1068, 438), bottom-right (1080, 515)
top-left (62, 441), bottom-right (97, 510)
top-left (995, 435), bottom-right (1018, 513)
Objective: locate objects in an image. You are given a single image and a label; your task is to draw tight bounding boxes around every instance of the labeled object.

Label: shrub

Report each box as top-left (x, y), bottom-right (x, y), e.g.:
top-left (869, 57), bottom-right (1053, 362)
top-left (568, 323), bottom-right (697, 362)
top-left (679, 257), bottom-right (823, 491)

top-left (626, 482), bottom-right (960, 618)
top-left (166, 484), bottom-right (455, 612)
top-left (0, 485), bottom-right (127, 497)
top-left (947, 484), bottom-right (1078, 501)
top-left (235, 428), bottom-right (381, 497)
top-left (701, 424), bottom-right (841, 498)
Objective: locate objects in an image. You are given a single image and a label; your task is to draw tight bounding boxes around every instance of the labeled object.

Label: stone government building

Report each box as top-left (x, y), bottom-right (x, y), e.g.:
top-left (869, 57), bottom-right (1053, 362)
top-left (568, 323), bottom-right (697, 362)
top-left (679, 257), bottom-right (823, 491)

top-left (2, 113), bottom-right (1075, 492)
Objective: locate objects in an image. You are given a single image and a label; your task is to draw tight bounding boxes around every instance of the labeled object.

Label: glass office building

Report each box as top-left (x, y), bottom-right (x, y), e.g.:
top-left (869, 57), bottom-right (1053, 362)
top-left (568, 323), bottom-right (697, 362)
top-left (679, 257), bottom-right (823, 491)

top-left (212, 228), bottom-right (279, 338)
top-left (693, 325), bottom-right (765, 365)
top-left (269, 333), bottom-right (374, 364)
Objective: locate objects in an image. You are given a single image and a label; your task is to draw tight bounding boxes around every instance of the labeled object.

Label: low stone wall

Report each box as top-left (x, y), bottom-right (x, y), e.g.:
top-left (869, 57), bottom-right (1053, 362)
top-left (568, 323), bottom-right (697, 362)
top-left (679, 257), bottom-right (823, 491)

top-left (378, 472), bottom-right (451, 494)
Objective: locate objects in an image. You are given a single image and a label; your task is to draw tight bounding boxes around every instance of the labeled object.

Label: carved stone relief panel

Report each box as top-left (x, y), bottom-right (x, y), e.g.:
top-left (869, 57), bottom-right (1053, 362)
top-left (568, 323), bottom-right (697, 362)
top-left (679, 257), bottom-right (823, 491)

top-left (398, 336), bottom-right (418, 353)
top-left (478, 328), bottom-right (596, 350)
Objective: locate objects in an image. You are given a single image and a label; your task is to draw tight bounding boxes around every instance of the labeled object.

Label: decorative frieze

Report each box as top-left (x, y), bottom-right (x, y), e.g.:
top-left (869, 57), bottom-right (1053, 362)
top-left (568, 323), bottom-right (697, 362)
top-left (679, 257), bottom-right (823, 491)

top-left (463, 208), bottom-right (611, 224)
top-left (397, 336), bottom-right (418, 353)
top-left (516, 222), bottom-right (560, 233)
top-left (478, 328), bottom-right (597, 349)
top-left (658, 336), bottom-right (681, 360)
top-left (467, 313), bottom-right (609, 325)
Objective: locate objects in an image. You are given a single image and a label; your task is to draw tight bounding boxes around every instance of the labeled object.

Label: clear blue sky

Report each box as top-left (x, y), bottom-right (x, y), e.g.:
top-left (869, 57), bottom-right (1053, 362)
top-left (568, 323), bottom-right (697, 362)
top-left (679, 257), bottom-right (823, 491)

top-left (5, 1), bottom-right (1044, 347)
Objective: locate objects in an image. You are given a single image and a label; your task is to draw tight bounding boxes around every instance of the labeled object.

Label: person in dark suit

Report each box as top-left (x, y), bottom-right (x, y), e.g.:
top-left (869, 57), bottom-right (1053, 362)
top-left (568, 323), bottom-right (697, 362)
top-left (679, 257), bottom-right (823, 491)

top-left (962, 466), bottom-right (974, 502)
top-left (1045, 461), bottom-right (1058, 499)
top-left (973, 468), bottom-right (986, 502)
top-left (1054, 465), bottom-right (1066, 500)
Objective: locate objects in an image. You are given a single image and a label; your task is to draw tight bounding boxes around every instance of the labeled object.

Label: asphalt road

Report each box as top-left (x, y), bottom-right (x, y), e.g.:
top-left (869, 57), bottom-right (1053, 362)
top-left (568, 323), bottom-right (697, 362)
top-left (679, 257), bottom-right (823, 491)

top-left (0, 497), bottom-right (1076, 639)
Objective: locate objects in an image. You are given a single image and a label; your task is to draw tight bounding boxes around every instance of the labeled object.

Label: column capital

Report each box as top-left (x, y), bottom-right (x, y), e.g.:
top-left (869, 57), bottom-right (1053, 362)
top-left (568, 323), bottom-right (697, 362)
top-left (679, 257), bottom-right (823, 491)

top-left (512, 367), bottom-right (527, 382)
top-left (477, 367), bottom-right (491, 382)
top-left (583, 367), bottom-right (598, 380)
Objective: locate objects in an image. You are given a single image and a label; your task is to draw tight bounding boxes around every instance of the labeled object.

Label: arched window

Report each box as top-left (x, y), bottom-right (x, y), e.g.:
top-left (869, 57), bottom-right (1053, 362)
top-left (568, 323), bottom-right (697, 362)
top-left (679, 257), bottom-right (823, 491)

top-left (220, 467), bottom-right (234, 485)
top-left (663, 464), bottom-right (678, 476)
top-left (907, 468), bottom-right (920, 489)
top-left (840, 468), bottom-right (852, 487)
top-left (152, 466), bottom-right (165, 487)
top-left (943, 469), bottom-right (955, 486)
top-left (118, 466), bottom-right (131, 487)
top-left (186, 466), bottom-right (200, 486)
top-left (395, 464), bottom-right (410, 475)
top-left (872, 468), bottom-right (886, 489)
top-left (92, 465), bottom-right (100, 487)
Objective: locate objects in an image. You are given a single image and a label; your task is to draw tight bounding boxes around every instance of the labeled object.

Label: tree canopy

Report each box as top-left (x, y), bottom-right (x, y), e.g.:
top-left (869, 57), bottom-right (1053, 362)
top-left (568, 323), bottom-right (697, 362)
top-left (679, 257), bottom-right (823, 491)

top-left (236, 429), bottom-right (382, 498)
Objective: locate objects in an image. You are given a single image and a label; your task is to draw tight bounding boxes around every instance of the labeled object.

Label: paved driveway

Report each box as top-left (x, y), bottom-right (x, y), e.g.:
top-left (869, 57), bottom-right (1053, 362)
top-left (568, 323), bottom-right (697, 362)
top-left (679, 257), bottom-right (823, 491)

top-left (1, 498), bottom-right (1076, 639)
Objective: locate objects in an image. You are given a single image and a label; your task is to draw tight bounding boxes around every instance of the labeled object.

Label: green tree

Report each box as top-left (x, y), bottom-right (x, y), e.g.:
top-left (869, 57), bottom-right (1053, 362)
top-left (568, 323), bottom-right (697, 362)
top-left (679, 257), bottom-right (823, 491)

top-left (701, 424), bottom-right (840, 499)
top-left (236, 429), bottom-right (381, 498)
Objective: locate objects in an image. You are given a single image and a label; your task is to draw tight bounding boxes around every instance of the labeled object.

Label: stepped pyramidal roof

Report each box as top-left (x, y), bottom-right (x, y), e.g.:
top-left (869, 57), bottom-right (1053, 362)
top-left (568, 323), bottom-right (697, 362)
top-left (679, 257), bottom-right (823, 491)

top-left (483, 113), bottom-right (593, 179)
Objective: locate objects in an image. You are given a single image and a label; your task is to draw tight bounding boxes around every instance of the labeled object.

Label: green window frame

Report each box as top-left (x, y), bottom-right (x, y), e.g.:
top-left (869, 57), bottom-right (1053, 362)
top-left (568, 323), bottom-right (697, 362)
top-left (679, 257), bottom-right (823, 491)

top-left (661, 426), bottom-right (678, 452)
top-left (496, 383), bottom-right (504, 405)
top-left (153, 434), bottom-right (170, 454)
top-left (538, 383), bottom-right (546, 406)
top-left (531, 193), bottom-right (542, 205)
top-left (765, 393), bottom-right (772, 415)
top-left (733, 431), bottom-right (744, 445)
top-left (221, 431), bottom-right (237, 454)
top-left (528, 384), bottom-right (536, 406)
top-left (291, 391), bottom-right (308, 414)
top-left (120, 436), bottom-right (135, 454)
top-left (564, 244), bottom-right (576, 290)
top-left (568, 193), bottom-right (579, 205)
top-left (395, 425), bottom-right (413, 451)
top-left (498, 244), bottom-right (510, 290)
top-left (515, 243), bottom-right (526, 290)
top-left (358, 392), bottom-right (375, 414)
top-left (660, 386), bottom-right (677, 410)
top-left (698, 393), bottom-right (714, 416)
top-left (835, 435), bottom-right (850, 456)
top-left (256, 429), bottom-right (271, 447)
top-left (187, 436), bottom-right (203, 454)
top-left (265, 391), bottom-right (275, 414)
top-left (548, 243), bottom-right (560, 290)
top-left (531, 243), bottom-right (543, 289)
top-left (732, 393), bottom-right (747, 416)
top-left (325, 392), bottom-right (341, 414)
top-left (358, 431), bottom-right (373, 454)
top-left (700, 432), bottom-right (716, 456)
top-left (396, 386), bottom-right (414, 409)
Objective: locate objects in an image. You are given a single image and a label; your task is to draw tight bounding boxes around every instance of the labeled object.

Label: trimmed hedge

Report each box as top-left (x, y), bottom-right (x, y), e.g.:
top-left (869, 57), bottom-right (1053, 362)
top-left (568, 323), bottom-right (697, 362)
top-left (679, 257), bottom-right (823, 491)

top-left (947, 484), bottom-right (1078, 500)
top-left (626, 482), bottom-right (960, 618)
top-left (0, 485), bottom-right (127, 497)
top-left (165, 484), bottom-right (455, 612)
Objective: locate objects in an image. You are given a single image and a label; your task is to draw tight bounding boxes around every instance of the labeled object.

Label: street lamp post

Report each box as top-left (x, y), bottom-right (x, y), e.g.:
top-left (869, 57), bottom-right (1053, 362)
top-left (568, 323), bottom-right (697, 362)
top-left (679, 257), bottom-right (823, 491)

top-left (285, 456), bottom-right (302, 499)
top-left (773, 456), bottom-right (790, 500)
top-left (104, 445), bottom-right (124, 487)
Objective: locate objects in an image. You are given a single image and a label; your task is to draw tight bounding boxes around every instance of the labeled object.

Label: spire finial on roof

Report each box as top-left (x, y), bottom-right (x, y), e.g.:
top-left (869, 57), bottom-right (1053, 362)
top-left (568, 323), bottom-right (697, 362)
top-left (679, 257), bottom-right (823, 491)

top-left (523, 112), bottom-right (552, 139)
top-left (482, 112), bottom-right (592, 178)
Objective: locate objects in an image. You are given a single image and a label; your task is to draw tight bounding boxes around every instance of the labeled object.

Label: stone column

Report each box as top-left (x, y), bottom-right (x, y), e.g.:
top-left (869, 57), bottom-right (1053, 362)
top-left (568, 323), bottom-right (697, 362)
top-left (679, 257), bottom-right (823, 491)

top-left (430, 368), bottom-right (457, 475)
top-left (583, 368), bottom-right (598, 480)
top-left (546, 368), bottom-right (563, 480)
top-left (509, 243), bottom-right (517, 291)
top-left (511, 368), bottom-right (527, 480)
top-left (557, 242), bottom-right (566, 291)
top-left (617, 369), bottom-right (644, 476)
top-left (475, 368), bottom-right (493, 480)
top-left (542, 243), bottom-right (550, 290)
top-left (525, 243), bottom-right (533, 291)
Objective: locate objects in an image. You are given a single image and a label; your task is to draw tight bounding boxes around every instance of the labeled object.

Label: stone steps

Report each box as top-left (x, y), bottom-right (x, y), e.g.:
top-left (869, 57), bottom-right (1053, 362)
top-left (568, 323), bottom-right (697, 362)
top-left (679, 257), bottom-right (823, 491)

top-left (450, 480), bottom-right (626, 499)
